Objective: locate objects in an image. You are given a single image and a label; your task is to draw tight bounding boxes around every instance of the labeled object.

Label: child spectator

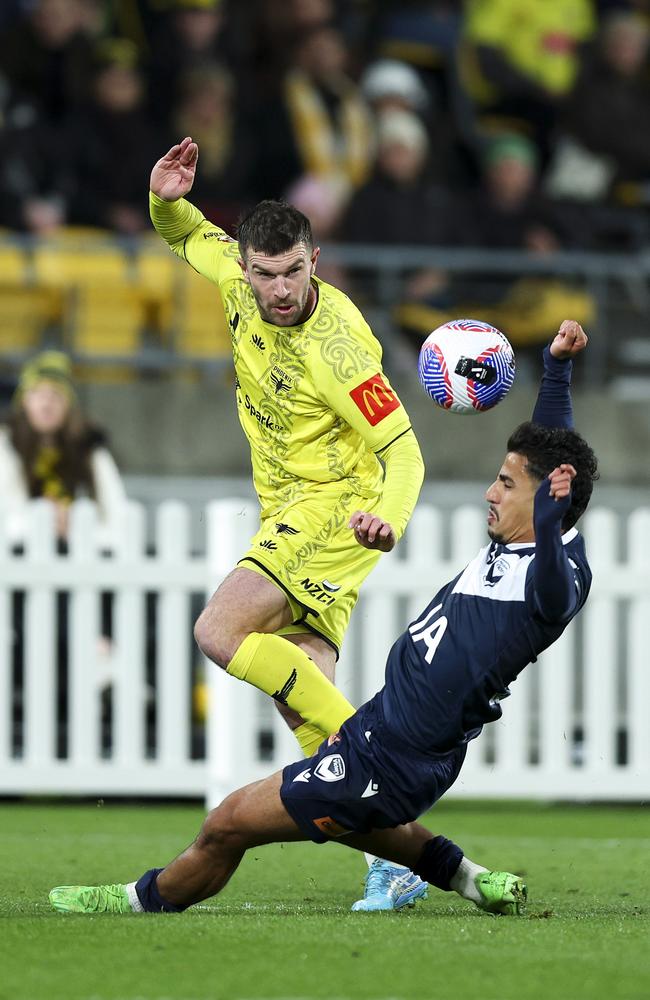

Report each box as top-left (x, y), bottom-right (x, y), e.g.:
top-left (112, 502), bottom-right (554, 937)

top-left (0, 350), bottom-right (127, 550)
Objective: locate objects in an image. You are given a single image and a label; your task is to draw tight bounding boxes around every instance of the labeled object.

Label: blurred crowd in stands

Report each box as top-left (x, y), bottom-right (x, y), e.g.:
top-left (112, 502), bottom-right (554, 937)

top-left (1, 0), bottom-right (650, 358)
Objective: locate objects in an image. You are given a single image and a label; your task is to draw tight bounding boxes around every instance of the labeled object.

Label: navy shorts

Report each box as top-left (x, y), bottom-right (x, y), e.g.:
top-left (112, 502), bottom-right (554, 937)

top-left (280, 697), bottom-right (466, 844)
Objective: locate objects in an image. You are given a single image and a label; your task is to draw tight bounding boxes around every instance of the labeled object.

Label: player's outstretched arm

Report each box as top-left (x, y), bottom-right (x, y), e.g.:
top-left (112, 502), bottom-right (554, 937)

top-left (150, 137), bottom-right (198, 201)
top-left (532, 319), bottom-right (588, 430)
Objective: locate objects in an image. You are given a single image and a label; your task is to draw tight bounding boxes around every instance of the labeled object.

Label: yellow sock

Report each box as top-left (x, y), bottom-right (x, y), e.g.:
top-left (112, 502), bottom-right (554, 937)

top-left (294, 721), bottom-right (328, 757)
top-left (227, 632), bottom-right (355, 736)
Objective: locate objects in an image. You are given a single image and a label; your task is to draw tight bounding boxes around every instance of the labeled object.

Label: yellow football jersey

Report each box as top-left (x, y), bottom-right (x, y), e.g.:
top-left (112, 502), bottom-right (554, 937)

top-left (161, 206), bottom-right (413, 519)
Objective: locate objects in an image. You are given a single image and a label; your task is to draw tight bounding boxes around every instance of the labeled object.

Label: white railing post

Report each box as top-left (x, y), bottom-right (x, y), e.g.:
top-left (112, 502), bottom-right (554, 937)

top-left (205, 499), bottom-right (260, 808)
top-left (627, 508), bottom-right (650, 776)
top-left (68, 499), bottom-right (102, 764)
top-left (112, 501), bottom-right (147, 766)
top-left (156, 501), bottom-right (192, 770)
top-left (0, 516), bottom-right (11, 764)
top-left (23, 501), bottom-right (58, 765)
top-left (582, 508), bottom-right (619, 776)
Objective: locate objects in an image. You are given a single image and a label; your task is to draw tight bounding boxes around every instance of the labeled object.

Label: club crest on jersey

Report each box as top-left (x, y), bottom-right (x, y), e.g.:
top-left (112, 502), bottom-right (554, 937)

top-left (484, 552), bottom-right (519, 587)
top-left (269, 365), bottom-right (293, 394)
top-left (314, 754), bottom-right (346, 782)
top-left (349, 373), bottom-right (401, 426)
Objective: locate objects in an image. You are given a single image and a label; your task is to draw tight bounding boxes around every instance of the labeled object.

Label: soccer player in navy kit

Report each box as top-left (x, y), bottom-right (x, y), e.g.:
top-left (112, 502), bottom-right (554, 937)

top-left (50, 321), bottom-right (599, 917)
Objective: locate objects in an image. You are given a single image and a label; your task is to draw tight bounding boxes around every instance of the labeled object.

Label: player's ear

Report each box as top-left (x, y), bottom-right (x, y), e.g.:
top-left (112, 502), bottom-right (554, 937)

top-left (310, 247), bottom-right (320, 275)
top-left (237, 256), bottom-right (250, 283)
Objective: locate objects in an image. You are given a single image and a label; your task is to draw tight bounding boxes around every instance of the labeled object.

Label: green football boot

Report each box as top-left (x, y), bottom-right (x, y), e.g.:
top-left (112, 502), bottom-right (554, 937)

top-left (49, 883), bottom-right (132, 914)
top-left (474, 871), bottom-right (527, 915)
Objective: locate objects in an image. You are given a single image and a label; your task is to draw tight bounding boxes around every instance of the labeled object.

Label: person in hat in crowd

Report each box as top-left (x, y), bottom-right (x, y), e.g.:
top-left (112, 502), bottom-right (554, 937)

top-left (0, 350), bottom-right (127, 549)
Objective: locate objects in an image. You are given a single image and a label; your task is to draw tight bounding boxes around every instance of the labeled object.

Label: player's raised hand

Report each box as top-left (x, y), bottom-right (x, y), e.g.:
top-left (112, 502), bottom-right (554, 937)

top-left (547, 463), bottom-right (576, 501)
top-left (150, 137), bottom-right (198, 201)
top-left (349, 511), bottom-right (396, 552)
top-left (549, 319), bottom-right (588, 359)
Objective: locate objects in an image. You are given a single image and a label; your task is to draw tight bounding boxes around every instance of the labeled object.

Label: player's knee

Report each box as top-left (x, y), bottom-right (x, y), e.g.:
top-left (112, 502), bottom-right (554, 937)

top-left (197, 796), bottom-right (247, 854)
top-left (193, 608), bottom-right (234, 668)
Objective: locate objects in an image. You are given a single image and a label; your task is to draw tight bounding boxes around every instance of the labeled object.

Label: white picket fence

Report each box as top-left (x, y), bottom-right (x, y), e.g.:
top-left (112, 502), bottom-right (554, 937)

top-left (1, 498), bottom-right (649, 806)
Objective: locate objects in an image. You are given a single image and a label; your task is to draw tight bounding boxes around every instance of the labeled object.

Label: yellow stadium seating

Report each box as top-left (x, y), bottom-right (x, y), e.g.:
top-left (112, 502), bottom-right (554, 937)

top-left (0, 241), bottom-right (28, 284)
top-left (134, 241), bottom-right (180, 338)
top-left (174, 265), bottom-right (232, 360)
top-left (67, 283), bottom-right (144, 360)
top-left (0, 286), bottom-right (50, 354)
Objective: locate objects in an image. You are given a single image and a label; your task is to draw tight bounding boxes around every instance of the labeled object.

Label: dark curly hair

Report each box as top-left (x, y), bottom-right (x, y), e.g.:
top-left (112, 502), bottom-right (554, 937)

top-left (507, 421), bottom-right (599, 530)
top-left (236, 200), bottom-right (313, 258)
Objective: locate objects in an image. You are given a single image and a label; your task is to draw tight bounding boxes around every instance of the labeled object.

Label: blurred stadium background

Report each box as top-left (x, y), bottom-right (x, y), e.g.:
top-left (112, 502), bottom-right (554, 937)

top-left (1, 0), bottom-right (650, 805)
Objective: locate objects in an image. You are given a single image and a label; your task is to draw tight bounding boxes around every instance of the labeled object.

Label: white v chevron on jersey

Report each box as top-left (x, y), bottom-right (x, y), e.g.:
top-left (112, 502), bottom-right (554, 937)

top-left (361, 778), bottom-right (379, 798)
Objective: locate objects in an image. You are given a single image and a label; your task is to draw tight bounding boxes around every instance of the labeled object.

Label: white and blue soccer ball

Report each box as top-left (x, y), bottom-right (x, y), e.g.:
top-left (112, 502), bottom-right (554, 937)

top-left (418, 318), bottom-right (515, 415)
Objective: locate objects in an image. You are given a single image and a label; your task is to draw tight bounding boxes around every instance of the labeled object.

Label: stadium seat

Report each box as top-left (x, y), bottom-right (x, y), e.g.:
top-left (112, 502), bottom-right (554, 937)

top-left (0, 286), bottom-right (50, 355)
top-left (134, 240), bottom-right (180, 338)
top-left (0, 240), bottom-right (29, 284)
top-left (67, 283), bottom-right (145, 362)
top-left (33, 239), bottom-right (129, 290)
top-left (173, 266), bottom-right (232, 361)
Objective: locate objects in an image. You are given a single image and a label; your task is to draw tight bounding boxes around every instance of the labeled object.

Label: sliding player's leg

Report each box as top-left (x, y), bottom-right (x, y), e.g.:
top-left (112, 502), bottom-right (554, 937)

top-left (49, 772), bottom-right (304, 914)
top-left (49, 767), bottom-right (524, 917)
top-left (346, 827), bottom-right (527, 917)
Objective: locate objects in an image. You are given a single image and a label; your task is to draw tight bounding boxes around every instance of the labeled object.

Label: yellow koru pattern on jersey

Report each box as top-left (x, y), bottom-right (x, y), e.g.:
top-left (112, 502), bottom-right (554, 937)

top-left (179, 216), bottom-right (411, 519)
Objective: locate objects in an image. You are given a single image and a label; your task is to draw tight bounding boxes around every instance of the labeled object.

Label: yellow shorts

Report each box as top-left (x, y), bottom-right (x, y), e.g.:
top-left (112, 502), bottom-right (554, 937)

top-left (238, 488), bottom-right (382, 654)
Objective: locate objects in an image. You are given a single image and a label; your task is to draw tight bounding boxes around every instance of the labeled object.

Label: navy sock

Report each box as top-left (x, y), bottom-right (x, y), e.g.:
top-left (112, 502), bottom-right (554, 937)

top-left (135, 868), bottom-right (188, 913)
top-left (413, 836), bottom-right (463, 892)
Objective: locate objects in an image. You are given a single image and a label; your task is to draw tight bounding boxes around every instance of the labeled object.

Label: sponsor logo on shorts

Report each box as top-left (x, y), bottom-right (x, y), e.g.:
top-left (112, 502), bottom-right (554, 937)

top-left (259, 539), bottom-right (277, 550)
top-left (272, 668), bottom-right (297, 705)
top-left (251, 333), bottom-right (266, 351)
top-left (314, 754), bottom-right (346, 782)
top-left (349, 373), bottom-right (401, 426)
top-left (270, 365), bottom-right (293, 394)
top-left (313, 816), bottom-right (351, 838)
top-left (299, 578), bottom-right (337, 606)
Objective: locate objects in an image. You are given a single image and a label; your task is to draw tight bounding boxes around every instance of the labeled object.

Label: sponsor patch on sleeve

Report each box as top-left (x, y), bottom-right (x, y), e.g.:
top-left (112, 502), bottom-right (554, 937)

top-left (349, 373), bottom-right (401, 426)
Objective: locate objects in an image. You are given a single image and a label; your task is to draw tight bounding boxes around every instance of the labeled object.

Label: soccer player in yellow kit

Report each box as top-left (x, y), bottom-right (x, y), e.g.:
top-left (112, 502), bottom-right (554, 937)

top-left (150, 137), bottom-right (426, 910)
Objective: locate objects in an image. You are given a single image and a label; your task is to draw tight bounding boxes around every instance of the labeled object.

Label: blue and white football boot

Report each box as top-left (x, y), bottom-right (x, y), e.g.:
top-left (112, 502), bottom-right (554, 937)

top-left (351, 859), bottom-right (428, 912)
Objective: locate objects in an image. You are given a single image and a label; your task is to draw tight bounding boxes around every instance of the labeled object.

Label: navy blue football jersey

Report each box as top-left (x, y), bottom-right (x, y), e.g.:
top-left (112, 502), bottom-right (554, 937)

top-left (377, 527), bottom-right (591, 754)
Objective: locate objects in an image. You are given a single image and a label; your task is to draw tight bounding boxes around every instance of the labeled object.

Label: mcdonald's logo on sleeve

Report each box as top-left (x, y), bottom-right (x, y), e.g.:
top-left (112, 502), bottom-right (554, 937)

top-left (349, 373), bottom-right (401, 425)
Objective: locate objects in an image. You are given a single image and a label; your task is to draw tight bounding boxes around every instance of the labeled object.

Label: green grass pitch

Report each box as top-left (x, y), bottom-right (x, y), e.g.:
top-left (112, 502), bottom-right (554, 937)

top-left (1, 799), bottom-right (648, 1000)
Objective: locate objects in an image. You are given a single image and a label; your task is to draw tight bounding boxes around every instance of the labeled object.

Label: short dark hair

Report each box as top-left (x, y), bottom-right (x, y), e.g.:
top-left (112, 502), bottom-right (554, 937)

top-left (507, 421), bottom-right (599, 529)
top-left (236, 200), bottom-right (313, 258)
